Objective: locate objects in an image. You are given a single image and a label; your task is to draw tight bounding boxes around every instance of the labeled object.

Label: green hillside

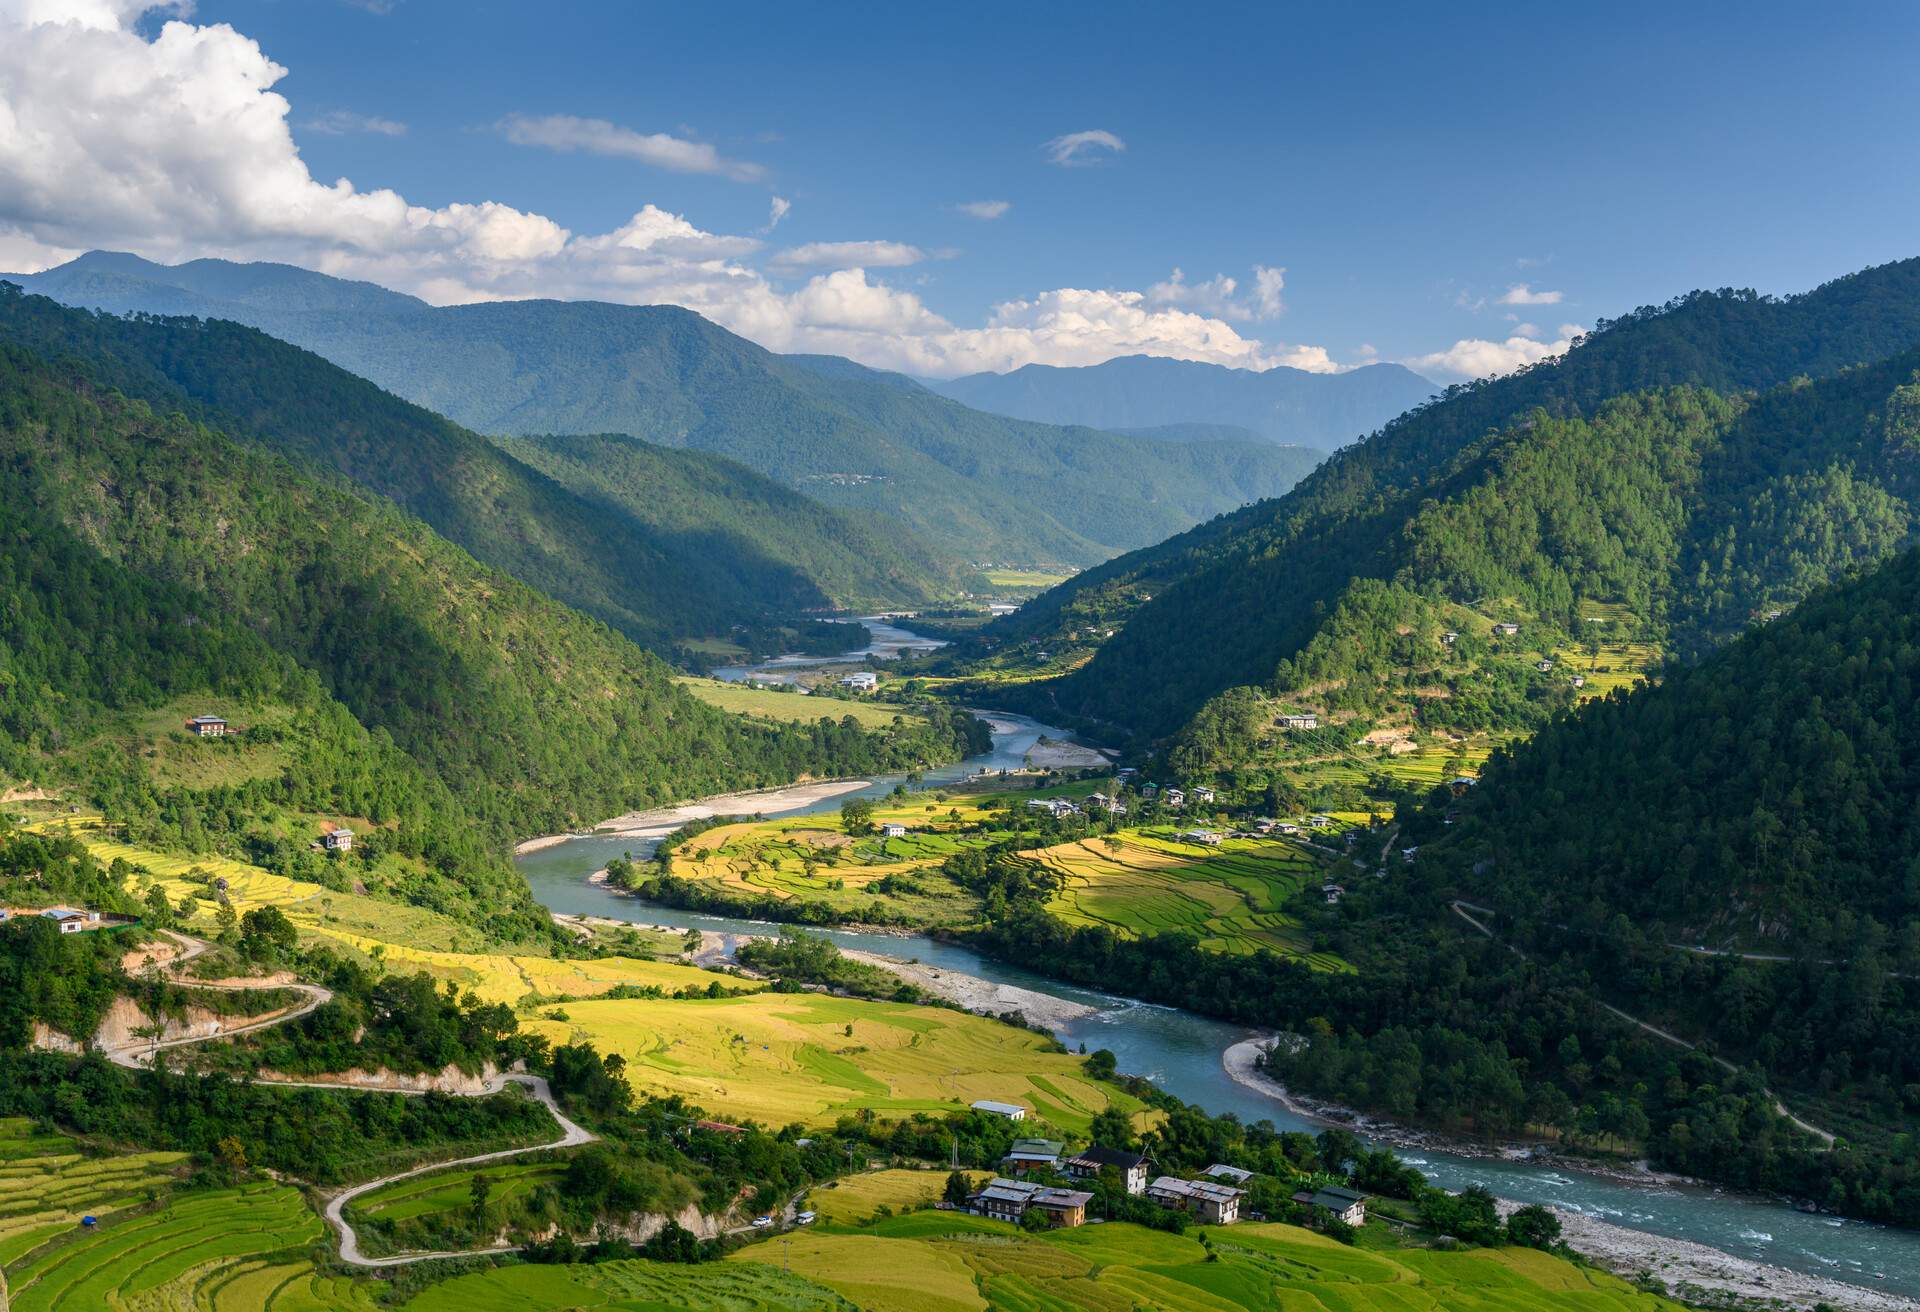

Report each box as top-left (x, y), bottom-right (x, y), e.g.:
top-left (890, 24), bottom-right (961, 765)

top-left (1434, 545), bottom-right (1920, 955)
top-left (11, 254), bottom-right (1324, 568)
top-left (499, 430), bottom-right (980, 610)
top-left (981, 258), bottom-right (1920, 741)
top-left (0, 284), bottom-right (966, 642)
top-left (0, 338), bottom-right (988, 871)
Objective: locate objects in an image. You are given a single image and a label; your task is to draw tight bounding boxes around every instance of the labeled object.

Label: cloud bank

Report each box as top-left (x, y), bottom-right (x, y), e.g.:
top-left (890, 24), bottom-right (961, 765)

top-left (0, 2), bottom-right (1350, 377)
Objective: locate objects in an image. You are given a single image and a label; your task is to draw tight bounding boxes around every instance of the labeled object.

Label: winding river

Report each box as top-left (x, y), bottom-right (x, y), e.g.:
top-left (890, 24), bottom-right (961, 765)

top-left (518, 622), bottom-right (1920, 1298)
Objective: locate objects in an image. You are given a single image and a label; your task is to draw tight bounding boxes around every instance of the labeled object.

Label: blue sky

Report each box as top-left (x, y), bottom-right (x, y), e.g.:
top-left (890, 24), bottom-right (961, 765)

top-left (3, 0), bottom-right (1917, 378)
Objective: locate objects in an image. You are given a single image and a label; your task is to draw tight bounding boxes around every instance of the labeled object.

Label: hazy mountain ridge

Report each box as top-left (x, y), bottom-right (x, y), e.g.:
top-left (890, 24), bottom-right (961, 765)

top-left (0, 284), bottom-right (973, 640)
top-left (8, 252), bottom-right (1324, 568)
top-left (925, 353), bottom-right (1435, 446)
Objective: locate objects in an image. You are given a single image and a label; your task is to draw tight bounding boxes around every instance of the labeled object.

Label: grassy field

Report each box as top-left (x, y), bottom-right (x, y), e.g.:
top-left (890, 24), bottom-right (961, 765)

top-left (3, 1180), bottom-right (330, 1312)
top-left (526, 991), bottom-right (1142, 1135)
top-left (676, 677), bottom-right (927, 729)
top-left (727, 1212), bottom-right (1690, 1312)
top-left (804, 1169), bottom-right (988, 1226)
top-left (1034, 831), bottom-right (1348, 968)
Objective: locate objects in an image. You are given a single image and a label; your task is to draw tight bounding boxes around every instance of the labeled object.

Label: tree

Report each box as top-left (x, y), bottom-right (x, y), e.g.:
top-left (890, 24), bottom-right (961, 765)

top-left (841, 797), bottom-right (876, 836)
top-left (1505, 1203), bottom-right (1562, 1249)
top-left (944, 1170), bottom-right (973, 1205)
top-left (1088, 1105), bottom-right (1135, 1151)
top-left (470, 1172), bottom-right (493, 1227)
top-left (239, 905), bottom-right (297, 960)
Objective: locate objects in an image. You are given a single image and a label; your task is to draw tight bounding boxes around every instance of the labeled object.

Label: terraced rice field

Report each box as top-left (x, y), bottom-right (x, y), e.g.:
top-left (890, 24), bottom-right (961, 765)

top-left (527, 992), bottom-right (1142, 1134)
top-left (35, 819), bottom-right (482, 952)
top-left (1033, 832), bottom-right (1349, 969)
top-left (399, 1259), bottom-right (850, 1311)
top-left (728, 1214), bottom-right (1689, 1312)
top-left (676, 677), bottom-right (928, 729)
top-left (805, 1169), bottom-right (988, 1226)
top-left (670, 809), bottom-right (991, 925)
top-left (0, 1119), bottom-right (188, 1268)
top-left (347, 1159), bottom-right (562, 1225)
top-left (4, 1181), bottom-right (325, 1311)
top-left (302, 931), bottom-right (758, 1006)
top-left (1552, 640), bottom-right (1662, 700)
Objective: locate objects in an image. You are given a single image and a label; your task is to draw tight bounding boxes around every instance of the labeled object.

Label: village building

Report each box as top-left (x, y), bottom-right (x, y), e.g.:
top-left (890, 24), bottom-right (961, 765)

top-left (1162, 787), bottom-right (1186, 808)
top-left (1002, 1137), bottom-right (1065, 1174)
top-left (1178, 829), bottom-right (1223, 846)
top-left (321, 826), bottom-right (354, 852)
top-left (1025, 798), bottom-right (1080, 819)
top-left (1493, 622), bottom-right (1521, 637)
top-left (1191, 785), bottom-right (1216, 804)
top-left (1322, 883), bottom-right (1345, 904)
top-left (1570, 674), bottom-right (1586, 689)
top-left (1536, 659), bottom-right (1553, 672)
top-left (1278, 713), bottom-right (1319, 731)
top-left (880, 823), bottom-right (907, 838)
top-left (1065, 1146), bottom-right (1149, 1195)
top-left (40, 908), bottom-right (100, 934)
top-left (1441, 631), bottom-right (1459, 645)
top-left (970, 1099), bottom-right (1027, 1121)
top-left (1201, 1163), bottom-right (1253, 1185)
top-left (1291, 1185), bottom-right (1369, 1226)
top-left (184, 714), bottom-right (228, 737)
top-left (837, 671), bottom-right (879, 692)
top-left (1308, 814), bottom-right (1333, 828)
top-left (1147, 1176), bottom-right (1247, 1225)
top-left (968, 1179), bottom-right (1092, 1227)
top-left (1139, 782), bottom-right (1159, 799)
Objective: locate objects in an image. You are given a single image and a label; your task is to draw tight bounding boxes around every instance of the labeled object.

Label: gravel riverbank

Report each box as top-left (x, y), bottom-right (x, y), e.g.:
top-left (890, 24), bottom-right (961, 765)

top-left (839, 948), bottom-right (1099, 1030)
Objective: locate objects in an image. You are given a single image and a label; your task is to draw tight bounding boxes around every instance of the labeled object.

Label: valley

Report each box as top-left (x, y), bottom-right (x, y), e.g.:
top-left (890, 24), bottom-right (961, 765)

top-left (8, 4), bottom-right (1920, 1308)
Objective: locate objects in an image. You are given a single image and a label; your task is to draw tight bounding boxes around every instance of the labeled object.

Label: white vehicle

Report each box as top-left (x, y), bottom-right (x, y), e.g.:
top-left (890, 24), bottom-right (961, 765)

top-left (752, 1216), bottom-right (773, 1229)
top-left (795, 1211), bottom-right (816, 1225)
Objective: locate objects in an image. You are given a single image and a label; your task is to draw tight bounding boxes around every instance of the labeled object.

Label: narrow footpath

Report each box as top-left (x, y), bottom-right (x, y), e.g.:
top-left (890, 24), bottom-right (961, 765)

top-left (1448, 901), bottom-right (1836, 1145)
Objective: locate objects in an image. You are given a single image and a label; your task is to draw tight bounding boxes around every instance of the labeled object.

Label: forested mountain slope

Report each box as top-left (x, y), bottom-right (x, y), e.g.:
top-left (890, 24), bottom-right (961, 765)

top-left (926, 353), bottom-right (1434, 447)
top-left (0, 285), bottom-right (967, 639)
top-left (10, 252), bottom-right (1322, 567)
top-left (0, 339), bottom-right (986, 852)
top-left (1432, 546), bottom-right (1920, 954)
top-left (992, 258), bottom-right (1920, 739)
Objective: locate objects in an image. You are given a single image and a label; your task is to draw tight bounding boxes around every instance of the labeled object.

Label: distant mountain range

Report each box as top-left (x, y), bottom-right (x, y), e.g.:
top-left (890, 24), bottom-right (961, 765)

top-left (923, 354), bottom-right (1436, 448)
top-left (4, 252), bottom-right (1328, 568)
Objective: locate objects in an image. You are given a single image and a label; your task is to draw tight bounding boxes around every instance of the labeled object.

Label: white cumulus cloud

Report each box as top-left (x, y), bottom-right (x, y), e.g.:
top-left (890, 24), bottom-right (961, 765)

top-left (1497, 283), bottom-right (1564, 305)
top-left (1044, 129), bottom-right (1125, 167)
top-left (0, 1), bottom-right (1348, 380)
top-left (1405, 326), bottom-right (1585, 381)
top-left (955, 199), bottom-right (1010, 220)
top-left (498, 113), bottom-right (765, 182)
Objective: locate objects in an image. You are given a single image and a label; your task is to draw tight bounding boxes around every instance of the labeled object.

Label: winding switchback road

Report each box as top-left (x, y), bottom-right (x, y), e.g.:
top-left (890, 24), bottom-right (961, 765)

top-left (103, 930), bottom-right (599, 1266)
